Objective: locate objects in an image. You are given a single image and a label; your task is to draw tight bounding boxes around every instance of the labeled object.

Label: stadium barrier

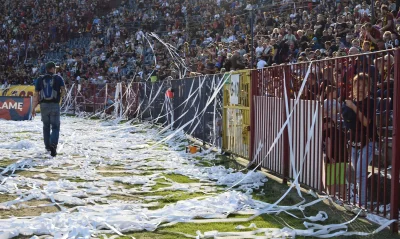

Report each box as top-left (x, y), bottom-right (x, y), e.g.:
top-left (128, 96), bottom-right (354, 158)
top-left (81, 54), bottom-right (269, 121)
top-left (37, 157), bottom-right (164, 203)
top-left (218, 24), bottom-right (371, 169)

top-left (138, 74), bottom-right (224, 146)
top-left (64, 75), bottom-right (223, 146)
top-left (61, 50), bottom-right (399, 232)
top-left (250, 48), bottom-right (400, 232)
top-left (65, 82), bottom-right (140, 118)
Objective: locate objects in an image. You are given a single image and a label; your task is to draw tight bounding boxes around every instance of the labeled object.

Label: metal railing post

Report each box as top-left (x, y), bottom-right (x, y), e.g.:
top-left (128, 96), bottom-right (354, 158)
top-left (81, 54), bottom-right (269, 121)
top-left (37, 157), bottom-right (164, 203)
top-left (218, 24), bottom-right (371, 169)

top-left (73, 83), bottom-right (77, 115)
top-left (390, 48), bottom-right (400, 233)
top-left (282, 65), bottom-right (291, 183)
top-left (250, 69), bottom-right (257, 162)
top-left (92, 84), bottom-right (96, 114)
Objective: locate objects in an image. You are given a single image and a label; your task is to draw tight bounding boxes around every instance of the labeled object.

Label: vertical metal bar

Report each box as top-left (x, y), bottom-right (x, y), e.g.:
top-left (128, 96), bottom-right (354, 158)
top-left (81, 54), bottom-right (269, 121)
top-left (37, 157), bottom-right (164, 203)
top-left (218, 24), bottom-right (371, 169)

top-left (331, 59), bottom-right (337, 197)
top-left (307, 63), bottom-right (313, 187)
top-left (93, 84), bottom-right (96, 113)
top-left (265, 88), bottom-right (269, 170)
top-left (262, 86), bottom-right (266, 170)
top-left (138, 82), bottom-right (141, 117)
top-left (262, 71), bottom-right (267, 170)
top-left (377, 53), bottom-right (386, 210)
top-left (291, 66), bottom-right (296, 184)
top-left (390, 48), bottom-right (400, 233)
top-left (265, 70), bottom-right (269, 171)
top-left (383, 52), bottom-right (391, 216)
top-left (105, 84), bottom-right (108, 110)
top-left (304, 63), bottom-right (310, 185)
top-left (364, 55), bottom-right (370, 210)
top-left (315, 61), bottom-right (322, 191)
top-left (222, 77), bottom-right (227, 152)
top-left (295, 64), bottom-right (301, 187)
top-left (250, 69), bottom-right (256, 162)
top-left (282, 65), bottom-right (290, 183)
top-left (308, 62), bottom-right (314, 187)
top-left (356, 59), bottom-right (362, 208)
top-left (273, 68), bottom-right (278, 173)
top-left (333, 58), bottom-right (339, 198)
top-left (202, 77), bottom-right (206, 146)
top-left (74, 83), bottom-right (77, 115)
top-left (323, 60), bottom-right (329, 194)
top-left (370, 51), bottom-right (378, 213)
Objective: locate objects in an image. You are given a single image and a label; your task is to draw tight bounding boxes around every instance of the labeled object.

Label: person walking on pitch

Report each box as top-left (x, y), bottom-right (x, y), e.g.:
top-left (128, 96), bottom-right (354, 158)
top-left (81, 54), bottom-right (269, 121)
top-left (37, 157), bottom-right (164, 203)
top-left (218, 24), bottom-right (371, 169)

top-left (32, 62), bottom-right (66, 157)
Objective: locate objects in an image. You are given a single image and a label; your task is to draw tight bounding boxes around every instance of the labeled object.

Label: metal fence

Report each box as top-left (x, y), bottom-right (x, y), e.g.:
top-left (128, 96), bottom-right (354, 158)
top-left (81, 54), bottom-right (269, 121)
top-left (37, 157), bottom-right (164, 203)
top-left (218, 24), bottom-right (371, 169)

top-left (64, 82), bottom-right (140, 117)
top-left (251, 63), bottom-right (323, 189)
top-left (138, 74), bottom-right (224, 146)
top-left (64, 76), bottom-right (223, 146)
top-left (62, 49), bottom-right (400, 232)
top-left (251, 49), bottom-right (400, 232)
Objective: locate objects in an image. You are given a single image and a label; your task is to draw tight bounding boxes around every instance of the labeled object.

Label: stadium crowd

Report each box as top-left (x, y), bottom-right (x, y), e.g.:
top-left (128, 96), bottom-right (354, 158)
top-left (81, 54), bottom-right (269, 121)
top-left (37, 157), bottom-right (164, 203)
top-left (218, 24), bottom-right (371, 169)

top-left (0, 0), bottom-right (398, 207)
top-left (0, 0), bottom-right (399, 87)
top-left (0, 0), bottom-right (113, 86)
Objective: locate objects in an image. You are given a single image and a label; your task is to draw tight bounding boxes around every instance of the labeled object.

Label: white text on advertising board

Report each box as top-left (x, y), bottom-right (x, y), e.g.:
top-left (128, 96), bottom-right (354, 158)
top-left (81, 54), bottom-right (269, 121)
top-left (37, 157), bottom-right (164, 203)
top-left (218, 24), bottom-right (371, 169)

top-left (0, 102), bottom-right (23, 111)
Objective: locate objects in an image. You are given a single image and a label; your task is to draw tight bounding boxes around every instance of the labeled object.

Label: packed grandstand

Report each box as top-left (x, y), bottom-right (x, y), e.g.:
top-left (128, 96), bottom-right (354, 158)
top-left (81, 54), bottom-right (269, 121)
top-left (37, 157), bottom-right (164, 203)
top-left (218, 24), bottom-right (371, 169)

top-left (0, 0), bottom-right (399, 87)
top-left (1, 0), bottom-right (400, 237)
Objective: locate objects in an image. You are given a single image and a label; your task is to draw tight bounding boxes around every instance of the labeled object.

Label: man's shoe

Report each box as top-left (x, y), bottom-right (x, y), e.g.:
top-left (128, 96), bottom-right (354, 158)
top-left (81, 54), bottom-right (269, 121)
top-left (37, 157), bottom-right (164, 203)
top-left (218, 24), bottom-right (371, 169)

top-left (45, 147), bottom-right (51, 155)
top-left (50, 145), bottom-right (57, 157)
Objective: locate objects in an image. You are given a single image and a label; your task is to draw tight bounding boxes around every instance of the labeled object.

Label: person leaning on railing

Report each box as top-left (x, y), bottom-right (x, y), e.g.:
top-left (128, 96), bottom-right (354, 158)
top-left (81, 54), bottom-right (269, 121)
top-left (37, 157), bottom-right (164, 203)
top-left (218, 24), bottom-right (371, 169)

top-left (342, 73), bottom-right (376, 207)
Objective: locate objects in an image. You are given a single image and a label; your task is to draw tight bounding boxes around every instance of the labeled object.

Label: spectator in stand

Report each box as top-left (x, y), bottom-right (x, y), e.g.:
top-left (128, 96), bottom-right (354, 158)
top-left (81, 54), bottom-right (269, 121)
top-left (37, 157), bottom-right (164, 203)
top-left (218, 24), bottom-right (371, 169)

top-left (343, 73), bottom-right (375, 208)
top-left (363, 22), bottom-right (382, 51)
top-left (380, 5), bottom-right (396, 33)
top-left (257, 55), bottom-right (267, 69)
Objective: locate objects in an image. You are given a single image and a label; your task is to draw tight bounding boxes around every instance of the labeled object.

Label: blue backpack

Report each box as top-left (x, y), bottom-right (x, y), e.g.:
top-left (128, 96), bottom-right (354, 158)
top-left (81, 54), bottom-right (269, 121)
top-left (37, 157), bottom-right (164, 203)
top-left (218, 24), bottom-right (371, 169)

top-left (39, 74), bottom-right (59, 102)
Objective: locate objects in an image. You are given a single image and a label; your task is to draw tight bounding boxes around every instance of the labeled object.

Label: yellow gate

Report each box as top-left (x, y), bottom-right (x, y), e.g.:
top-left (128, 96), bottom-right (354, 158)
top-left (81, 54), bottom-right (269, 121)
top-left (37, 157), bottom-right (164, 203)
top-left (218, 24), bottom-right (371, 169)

top-left (222, 70), bottom-right (251, 159)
